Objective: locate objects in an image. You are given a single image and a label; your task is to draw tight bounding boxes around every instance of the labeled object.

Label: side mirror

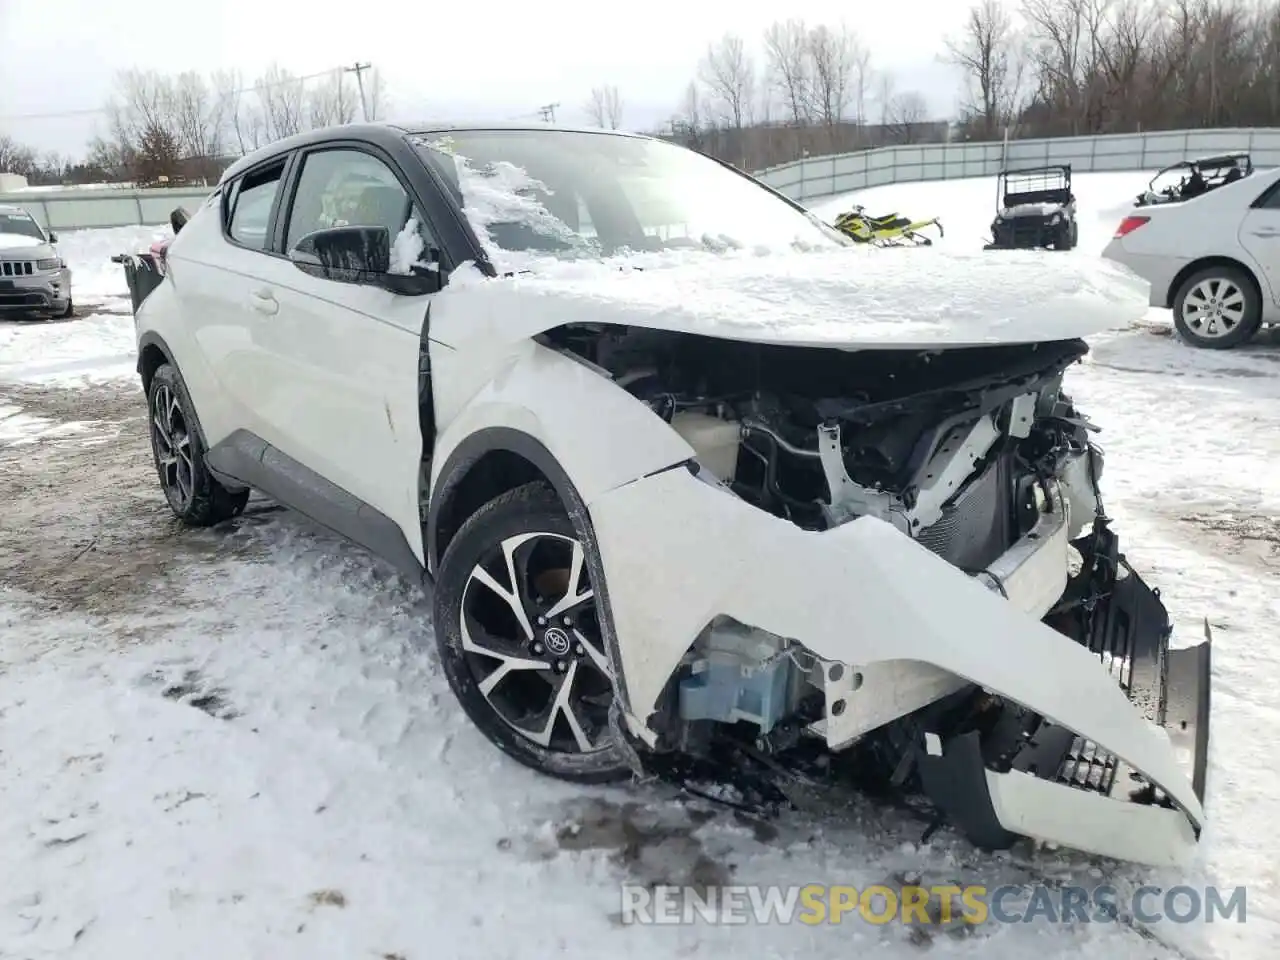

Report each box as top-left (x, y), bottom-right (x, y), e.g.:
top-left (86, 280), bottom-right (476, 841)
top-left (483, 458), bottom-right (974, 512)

top-left (47, 231), bottom-right (58, 243)
top-left (289, 224), bottom-right (392, 284)
top-left (290, 225), bottom-right (441, 295)
top-left (170, 208), bottom-right (189, 234)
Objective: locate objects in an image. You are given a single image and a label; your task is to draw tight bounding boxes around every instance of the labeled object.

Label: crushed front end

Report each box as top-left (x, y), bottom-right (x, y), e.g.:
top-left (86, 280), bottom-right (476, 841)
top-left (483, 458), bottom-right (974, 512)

top-left (554, 327), bottom-right (1211, 866)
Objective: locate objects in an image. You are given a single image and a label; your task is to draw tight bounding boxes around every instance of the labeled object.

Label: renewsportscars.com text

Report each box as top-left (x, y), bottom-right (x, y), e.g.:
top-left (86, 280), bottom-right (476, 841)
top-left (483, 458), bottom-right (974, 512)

top-left (620, 883), bottom-right (1248, 926)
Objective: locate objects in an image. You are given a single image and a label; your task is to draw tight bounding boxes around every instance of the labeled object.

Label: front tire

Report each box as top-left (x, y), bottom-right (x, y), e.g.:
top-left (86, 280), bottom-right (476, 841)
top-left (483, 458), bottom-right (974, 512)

top-left (147, 362), bottom-right (249, 525)
top-left (433, 482), bottom-right (630, 783)
top-left (1172, 266), bottom-right (1262, 349)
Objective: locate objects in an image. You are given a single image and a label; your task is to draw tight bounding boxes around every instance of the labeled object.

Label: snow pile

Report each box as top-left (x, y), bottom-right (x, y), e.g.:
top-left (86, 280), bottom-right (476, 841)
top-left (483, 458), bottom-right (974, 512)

top-left (54, 224), bottom-right (171, 302)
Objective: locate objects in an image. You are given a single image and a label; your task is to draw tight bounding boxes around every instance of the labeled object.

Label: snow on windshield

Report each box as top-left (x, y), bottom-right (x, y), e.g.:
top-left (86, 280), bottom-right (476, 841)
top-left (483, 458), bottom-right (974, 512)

top-left (413, 136), bottom-right (593, 274)
top-left (410, 132), bottom-right (844, 276)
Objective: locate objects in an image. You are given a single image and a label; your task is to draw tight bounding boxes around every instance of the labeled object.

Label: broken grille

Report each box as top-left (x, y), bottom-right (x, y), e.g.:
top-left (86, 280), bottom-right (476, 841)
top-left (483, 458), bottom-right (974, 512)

top-left (1055, 735), bottom-right (1121, 795)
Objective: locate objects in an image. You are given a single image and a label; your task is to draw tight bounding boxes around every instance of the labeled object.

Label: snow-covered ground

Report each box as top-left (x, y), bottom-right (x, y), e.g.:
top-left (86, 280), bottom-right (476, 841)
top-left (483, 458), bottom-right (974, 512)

top-left (1, 176), bottom-right (1278, 959)
top-left (0, 225), bottom-right (168, 385)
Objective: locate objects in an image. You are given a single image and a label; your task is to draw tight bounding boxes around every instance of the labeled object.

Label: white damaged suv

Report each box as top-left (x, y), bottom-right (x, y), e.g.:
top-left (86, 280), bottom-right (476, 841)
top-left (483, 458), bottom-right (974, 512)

top-left (122, 122), bottom-right (1211, 868)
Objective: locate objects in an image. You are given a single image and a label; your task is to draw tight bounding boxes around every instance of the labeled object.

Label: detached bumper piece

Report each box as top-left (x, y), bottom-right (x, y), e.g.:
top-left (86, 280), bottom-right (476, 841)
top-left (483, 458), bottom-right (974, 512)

top-left (916, 522), bottom-right (1211, 867)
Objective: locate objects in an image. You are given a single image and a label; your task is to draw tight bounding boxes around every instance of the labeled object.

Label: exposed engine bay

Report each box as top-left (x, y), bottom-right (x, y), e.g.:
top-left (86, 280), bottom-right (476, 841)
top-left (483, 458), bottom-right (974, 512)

top-left (547, 323), bottom-right (1098, 563)
top-left (541, 323), bottom-right (1210, 862)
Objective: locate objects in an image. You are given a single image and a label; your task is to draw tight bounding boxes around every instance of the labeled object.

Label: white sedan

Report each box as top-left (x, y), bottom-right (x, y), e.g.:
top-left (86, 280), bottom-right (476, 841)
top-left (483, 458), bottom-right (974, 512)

top-left (119, 121), bottom-right (1210, 868)
top-left (1102, 165), bottom-right (1280, 348)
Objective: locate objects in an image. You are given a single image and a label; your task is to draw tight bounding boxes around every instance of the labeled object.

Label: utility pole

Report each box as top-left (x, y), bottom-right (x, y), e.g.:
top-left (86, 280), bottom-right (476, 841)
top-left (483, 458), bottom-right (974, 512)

top-left (345, 62), bottom-right (372, 120)
top-left (537, 102), bottom-right (560, 123)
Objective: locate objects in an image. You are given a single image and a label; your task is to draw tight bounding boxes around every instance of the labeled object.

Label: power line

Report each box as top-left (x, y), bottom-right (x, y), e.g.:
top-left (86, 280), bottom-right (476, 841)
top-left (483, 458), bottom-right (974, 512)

top-left (344, 62), bottom-right (372, 121)
top-left (0, 67), bottom-right (349, 124)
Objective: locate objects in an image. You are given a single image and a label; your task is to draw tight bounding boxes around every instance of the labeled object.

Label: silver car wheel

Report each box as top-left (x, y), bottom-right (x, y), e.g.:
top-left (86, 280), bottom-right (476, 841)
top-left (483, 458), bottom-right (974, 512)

top-left (459, 531), bottom-right (614, 755)
top-left (1180, 277), bottom-right (1246, 339)
top-left (150, 382), bottom-right (195, 508)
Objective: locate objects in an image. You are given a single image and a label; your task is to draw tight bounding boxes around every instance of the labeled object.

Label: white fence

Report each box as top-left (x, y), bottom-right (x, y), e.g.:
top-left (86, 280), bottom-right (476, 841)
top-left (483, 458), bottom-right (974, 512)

top-left (3, 127), bottom-right (1279, 230)
top-left (755, 126), bottom-right (1280, 203)
top-left (0, 185), bottom-right (213, 232)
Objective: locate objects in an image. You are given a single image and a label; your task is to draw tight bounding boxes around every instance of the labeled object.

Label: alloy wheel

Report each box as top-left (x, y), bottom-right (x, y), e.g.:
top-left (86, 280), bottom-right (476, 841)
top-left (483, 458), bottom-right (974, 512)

top-left (150, 382), bottom-right (195, 509)
top-left (459, 531), bottom-right (614, 754)
top-left (1180, 277), bottom-right (1246, 339)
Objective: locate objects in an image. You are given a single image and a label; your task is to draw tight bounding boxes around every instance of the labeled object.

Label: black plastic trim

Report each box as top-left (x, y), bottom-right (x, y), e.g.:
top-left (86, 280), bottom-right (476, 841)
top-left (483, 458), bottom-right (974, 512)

top-left (916, 730), bottom-right (1020, 850)
top-left (427, 426), bottom-right (632, 713)
top-left (206, 428), bottom-right (426, 585)
top-left (220, 153), bottom-right (294, 259)
top-left (135, 330), bottom-right (173, 376)
top-left (1164, 632), bottom-right (1212, 806)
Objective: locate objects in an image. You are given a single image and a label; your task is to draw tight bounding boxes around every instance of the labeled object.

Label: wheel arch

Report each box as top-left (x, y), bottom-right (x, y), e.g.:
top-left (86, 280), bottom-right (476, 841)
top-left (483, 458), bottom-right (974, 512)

top-left (427, 426), bottom-right (636, 713)
top-left (1166, 255), bottom-right (1263, 310)
top-left (136, 330), bottom-right (175, 395)
top-left (427, 427), bottom-right (583, 575)
top-left (135, 332), bottom-right (225, 474)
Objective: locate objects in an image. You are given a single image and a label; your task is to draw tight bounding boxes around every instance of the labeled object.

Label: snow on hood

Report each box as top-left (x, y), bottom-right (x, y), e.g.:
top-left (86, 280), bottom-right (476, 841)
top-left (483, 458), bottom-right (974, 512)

top-left (0, 232), bottom-right (48, 252)
top-left (431, 247), bottom-right (1152, 350)
top-left (421, 137), bottom-right (1146, 350)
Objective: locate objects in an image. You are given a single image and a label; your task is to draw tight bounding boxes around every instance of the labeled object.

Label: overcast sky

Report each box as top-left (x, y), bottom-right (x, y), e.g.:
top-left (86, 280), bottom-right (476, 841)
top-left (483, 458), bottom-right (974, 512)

top-left (0, 0), bottom-right (968, 159)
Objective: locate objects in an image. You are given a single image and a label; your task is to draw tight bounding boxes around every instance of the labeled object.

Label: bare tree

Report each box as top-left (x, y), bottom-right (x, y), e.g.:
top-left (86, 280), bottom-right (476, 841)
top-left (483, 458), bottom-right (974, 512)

top-left (255, 64), bottom-right (307, 140)
top-left (0, 135), bottom-right (39, 176)
top-left (172, 71), bottom-right (222, 172)
top-left (882, 85), bottom-right (931, 143)
top-left (585, 84), bottom-right (624, 128)
top-left (945, 0), bottom-right (1026, 137)
top-left (698, 33), bottom-right (758, 128)
top-left (763, 19), bottom-right (813, 124)
top-left (308, 70), bottom-right (360, 128)
top-left (806, 23), bottom-right (863, 132)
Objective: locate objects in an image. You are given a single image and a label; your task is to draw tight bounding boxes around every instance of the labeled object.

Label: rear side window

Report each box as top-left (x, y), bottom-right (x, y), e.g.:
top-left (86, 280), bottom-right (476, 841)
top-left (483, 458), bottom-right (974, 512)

top-left (227, 162), bottom-right (285, 250)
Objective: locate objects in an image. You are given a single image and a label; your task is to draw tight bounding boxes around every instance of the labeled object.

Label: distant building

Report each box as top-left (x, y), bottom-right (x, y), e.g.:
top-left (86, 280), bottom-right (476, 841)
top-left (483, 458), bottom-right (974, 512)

top-left (0, 173), bottom-right (30, 193)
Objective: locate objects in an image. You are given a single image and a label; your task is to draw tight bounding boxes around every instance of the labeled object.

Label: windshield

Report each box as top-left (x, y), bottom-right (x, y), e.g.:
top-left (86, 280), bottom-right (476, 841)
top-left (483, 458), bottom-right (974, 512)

top-left (411, 129), bottom-right (846, 261)
top-left (0, 210), bottom-right (46, 241)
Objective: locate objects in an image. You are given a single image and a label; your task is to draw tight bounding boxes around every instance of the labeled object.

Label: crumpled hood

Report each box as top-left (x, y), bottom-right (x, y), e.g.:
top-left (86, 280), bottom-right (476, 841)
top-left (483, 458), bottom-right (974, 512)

top-left (0, 233), bottom-right (54, 258)
top-left (432, 246), bottom-right (1151, 351)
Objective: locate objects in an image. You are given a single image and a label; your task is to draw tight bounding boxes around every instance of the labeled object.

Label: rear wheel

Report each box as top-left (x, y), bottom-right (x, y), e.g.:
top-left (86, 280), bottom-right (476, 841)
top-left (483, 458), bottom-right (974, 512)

top-left (147, 363), bottom-right (249, 525)
top-left (1172, 266), bottom-right (1262, 349)
top-left (433, 482), bottom-right (630, 783)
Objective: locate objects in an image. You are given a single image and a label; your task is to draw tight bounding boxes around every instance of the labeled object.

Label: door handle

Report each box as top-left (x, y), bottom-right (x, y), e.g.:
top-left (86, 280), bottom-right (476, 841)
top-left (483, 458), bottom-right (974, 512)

top-left (249, 289), bottom-right (278, 315)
